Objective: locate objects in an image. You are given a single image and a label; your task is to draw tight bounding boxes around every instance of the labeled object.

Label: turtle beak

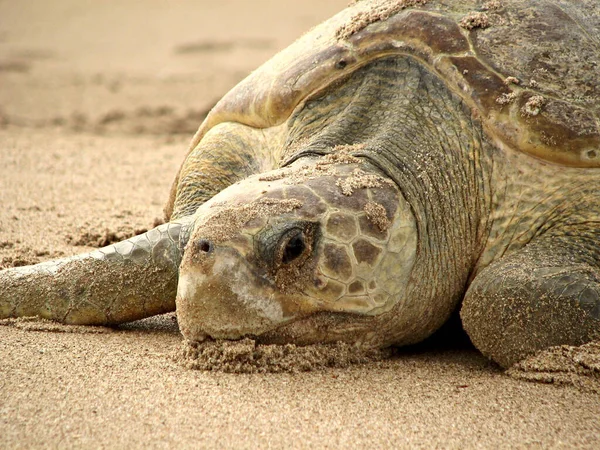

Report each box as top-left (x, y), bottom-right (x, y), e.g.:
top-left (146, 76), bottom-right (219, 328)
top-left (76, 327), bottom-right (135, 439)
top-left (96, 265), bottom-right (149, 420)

top-left (176, 239), bottom-right (299, 342)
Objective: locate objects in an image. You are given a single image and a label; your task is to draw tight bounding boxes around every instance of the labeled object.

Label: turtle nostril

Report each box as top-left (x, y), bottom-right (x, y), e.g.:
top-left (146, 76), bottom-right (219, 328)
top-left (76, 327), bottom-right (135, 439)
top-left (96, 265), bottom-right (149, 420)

top-left (197, 239), bottom-right (213, 254)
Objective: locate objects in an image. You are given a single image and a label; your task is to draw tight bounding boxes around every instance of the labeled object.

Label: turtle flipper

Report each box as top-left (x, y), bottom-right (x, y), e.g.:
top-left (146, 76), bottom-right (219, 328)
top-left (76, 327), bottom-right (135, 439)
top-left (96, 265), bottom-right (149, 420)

top-left (167, 122), bottom-right (284, 220)
top-left (0, 218), bottom-right (192, 325)
top-left (461, 231), bottom-right (600, 368)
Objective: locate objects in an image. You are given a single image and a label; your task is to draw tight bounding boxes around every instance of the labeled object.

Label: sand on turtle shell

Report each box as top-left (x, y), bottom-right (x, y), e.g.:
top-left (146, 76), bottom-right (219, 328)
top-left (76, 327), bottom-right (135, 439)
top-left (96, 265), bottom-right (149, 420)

top-left (336, 168), bottom-right (394, 195)
top-left (177, 338), bottom-right (392, 373)
top-left (337, 0), bottom-right (429, 40)
top-left (364, 200), bottom-right (391, 231)
top-left (521, 95), bottom-right (545, 117)
top-left (482, 0), bottom-right (503, 11)
top-left (459, 11), bottom-right (490, 30)
top-left (496, 91), bottom-right (517, 105)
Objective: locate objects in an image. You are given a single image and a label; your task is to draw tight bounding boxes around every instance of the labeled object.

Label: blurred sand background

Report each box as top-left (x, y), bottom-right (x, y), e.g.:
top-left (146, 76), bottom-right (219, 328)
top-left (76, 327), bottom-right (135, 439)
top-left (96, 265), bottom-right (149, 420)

top-left (1, 1), bottom-right (599, 448)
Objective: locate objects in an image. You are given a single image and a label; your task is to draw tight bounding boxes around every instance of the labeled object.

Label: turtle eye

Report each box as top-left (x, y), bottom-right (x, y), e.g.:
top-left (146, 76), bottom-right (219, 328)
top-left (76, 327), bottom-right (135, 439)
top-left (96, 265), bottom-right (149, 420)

top-left (281, 231), bottom-right (306, 264)
top-left (256, 221), bottom-right (318, 270)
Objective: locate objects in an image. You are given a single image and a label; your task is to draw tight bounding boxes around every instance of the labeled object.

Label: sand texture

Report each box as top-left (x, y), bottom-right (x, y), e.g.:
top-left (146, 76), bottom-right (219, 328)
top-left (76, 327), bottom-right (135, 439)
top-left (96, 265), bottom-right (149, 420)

top-left (1, 1), bottom-right (599, 448)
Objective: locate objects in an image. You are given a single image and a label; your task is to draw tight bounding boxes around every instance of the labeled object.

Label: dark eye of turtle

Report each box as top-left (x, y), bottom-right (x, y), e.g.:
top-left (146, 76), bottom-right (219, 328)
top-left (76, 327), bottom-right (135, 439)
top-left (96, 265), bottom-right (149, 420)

top-left (335, 59), bottom-right (347, 69)
top-left (282, 232), bottom-right (306, 264)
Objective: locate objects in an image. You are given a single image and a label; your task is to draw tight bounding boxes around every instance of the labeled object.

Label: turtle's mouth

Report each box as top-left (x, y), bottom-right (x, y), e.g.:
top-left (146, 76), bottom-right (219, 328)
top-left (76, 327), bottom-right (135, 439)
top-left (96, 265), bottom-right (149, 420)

top-left (175, 244), bottom-right (319, 343)
top-left (176, 251), bottom-right (382, 346)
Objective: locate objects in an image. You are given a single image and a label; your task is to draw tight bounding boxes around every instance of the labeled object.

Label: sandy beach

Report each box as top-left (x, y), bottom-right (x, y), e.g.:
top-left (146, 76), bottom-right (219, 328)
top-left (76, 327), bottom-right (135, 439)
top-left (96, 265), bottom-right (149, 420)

top-left (1, 1), bottom-right (599, 448)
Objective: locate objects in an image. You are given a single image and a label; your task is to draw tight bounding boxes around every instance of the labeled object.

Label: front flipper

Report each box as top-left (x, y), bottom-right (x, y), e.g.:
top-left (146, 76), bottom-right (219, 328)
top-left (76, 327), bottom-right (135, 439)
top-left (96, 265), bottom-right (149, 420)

top-left (167, 122), bottom-right (284, 220)
top-left (0, 218), bottom-right (192, 325)
top-left (462, 232), bottom-right (600, 368)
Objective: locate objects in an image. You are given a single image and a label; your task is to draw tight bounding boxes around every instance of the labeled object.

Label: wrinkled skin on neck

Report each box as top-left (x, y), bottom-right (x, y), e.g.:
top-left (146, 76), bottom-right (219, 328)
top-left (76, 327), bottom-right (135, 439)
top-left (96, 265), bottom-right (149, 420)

top-left (176, 55), bottom-right (492, 347)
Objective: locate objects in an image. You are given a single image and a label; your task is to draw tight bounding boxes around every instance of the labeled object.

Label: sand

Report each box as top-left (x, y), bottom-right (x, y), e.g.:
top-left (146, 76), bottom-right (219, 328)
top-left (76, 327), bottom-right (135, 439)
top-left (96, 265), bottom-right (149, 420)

top-left (1, 1), bottom-right (599, 448)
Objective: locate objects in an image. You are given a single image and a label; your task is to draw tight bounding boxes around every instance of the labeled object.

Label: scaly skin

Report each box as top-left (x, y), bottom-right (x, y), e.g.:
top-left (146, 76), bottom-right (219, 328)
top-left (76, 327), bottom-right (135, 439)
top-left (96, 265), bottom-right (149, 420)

top-left (168, 122), bottom-right (285, 219)
top-left (0, 218), bottom-right (192, 324)
top-left (463, 149), bottom-right (600, 366)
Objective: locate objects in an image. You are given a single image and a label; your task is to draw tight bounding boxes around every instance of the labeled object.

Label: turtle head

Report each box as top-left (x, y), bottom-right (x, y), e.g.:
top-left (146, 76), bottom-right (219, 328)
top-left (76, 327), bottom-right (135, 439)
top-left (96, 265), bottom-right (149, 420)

top-left (176, 157), bottom-right (417, 347)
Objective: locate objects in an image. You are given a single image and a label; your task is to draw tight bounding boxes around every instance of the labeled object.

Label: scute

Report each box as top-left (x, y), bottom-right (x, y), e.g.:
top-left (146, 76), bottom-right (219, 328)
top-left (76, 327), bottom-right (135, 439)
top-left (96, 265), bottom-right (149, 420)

top-left (184, 0), bottom-right (600, 172)
top-left (472, 0), bottom-right (600, 113)
top-left (470, 0), bottom-right (600, 166)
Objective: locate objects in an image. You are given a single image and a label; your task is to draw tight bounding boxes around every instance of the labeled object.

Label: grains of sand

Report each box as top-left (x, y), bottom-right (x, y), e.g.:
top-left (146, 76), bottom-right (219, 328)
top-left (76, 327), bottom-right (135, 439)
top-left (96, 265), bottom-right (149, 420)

top-left (316, 147), bottom-right (363, 167)
top-left (521, 95), bottom-right (545, 117)
top-left (330, 142), bottom-right (366, 156)
top-left (284, 163), bottom-right (338, 184)
top-left (507, 340), bottom-right (600, 393)
top-left (503, 76), bottom-right (519, 85)
top-left (496, 92), bottom-right (517, 105)
top-left (336, 0), bottom-right (428, 40)
top-left (364, 201), bottom-right (391, 231)
top-left (67, 224), bottom-right (151, 248)
top-left (199, 198), bottom-right (302, 243)
top-left (284, 148), bottom-right (363, 185)
top-left (336, 168), bottom-right (394, 196)
top-left (177, 338), bottom-right (392, 373)
top-left (459, 12), bottom-right (490, 30)
top-left (0, 316), bottom-right (113, 334)
top-left (482, 1), bottom-right (502, 11)
top-left (258, 169), bottom-right (292, 182)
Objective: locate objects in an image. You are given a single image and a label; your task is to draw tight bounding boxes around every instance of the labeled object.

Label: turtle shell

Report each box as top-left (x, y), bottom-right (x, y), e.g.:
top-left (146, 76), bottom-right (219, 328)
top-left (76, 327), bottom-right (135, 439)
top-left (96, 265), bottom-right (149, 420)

top-left (187, 0), bottom-right (600, 168)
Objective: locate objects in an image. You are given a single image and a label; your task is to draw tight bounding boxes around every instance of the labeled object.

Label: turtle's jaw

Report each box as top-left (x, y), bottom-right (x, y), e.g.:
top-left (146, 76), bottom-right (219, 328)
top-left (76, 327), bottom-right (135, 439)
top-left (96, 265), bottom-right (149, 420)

top-left (176, 245), bottom-right (317, 342)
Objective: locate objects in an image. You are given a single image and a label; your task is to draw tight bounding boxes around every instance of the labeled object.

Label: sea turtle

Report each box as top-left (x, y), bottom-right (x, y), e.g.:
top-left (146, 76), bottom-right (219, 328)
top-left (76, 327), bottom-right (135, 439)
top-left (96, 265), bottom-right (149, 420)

top-left (1, 0), bottom-right (599, 368)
